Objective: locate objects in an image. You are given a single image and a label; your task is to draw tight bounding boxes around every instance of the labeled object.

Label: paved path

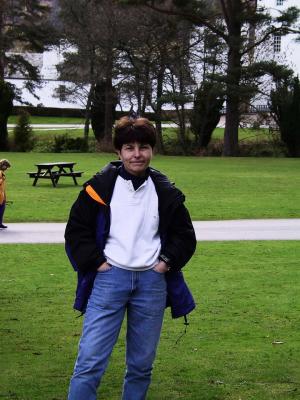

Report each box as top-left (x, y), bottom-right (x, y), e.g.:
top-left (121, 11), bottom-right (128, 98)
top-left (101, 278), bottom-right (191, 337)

top-left (1, 219), bottom-right (299, 243)
top-left (7, 123), bottom-right (181, 131)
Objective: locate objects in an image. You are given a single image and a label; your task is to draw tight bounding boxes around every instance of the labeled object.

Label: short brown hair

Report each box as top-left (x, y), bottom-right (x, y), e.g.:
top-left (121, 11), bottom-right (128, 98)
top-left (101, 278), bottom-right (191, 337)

top-left (113, 116), bottom-right (156, 150)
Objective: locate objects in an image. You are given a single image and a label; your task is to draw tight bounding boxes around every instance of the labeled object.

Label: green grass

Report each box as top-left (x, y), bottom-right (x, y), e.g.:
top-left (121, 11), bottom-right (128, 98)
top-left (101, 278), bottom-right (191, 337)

top-left (1, 241), bottom-right (299, 399)
top-left (0, 152), bottom-right (299, 222)
top-left (212, 127), bottom-right (270, 141)
top-left (8, 115), bottom-right (269, 143)
top-left (8, 115), bottom-right (85, 124)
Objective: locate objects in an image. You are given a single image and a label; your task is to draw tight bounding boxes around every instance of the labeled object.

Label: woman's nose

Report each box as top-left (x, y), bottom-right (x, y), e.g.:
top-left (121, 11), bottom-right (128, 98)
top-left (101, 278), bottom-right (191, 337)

top-left (133, 147), bottom-right (141, 157)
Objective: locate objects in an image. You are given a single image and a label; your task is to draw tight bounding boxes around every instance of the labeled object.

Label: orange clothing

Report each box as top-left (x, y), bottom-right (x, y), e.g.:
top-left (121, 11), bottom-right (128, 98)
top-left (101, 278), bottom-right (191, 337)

top-left (0, 171), bottom-right (6, 205)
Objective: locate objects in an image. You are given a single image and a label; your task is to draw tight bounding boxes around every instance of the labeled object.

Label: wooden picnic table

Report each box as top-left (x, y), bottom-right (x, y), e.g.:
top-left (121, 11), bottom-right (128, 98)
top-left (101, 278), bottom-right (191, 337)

top-left (27, 161), bottom-right (83, 187)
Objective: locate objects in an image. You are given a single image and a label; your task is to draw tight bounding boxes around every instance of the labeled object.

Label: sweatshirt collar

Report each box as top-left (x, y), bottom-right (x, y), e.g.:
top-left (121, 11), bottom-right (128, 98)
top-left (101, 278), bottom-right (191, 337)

top-left (119, 164), bottom-right (149, 190)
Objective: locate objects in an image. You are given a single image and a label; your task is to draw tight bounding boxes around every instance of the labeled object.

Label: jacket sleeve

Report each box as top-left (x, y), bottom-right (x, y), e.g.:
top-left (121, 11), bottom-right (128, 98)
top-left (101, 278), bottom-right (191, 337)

top-left (160, 203), bottom-right (196, 271)
top-left (65, 190), bottom-right (107, 272)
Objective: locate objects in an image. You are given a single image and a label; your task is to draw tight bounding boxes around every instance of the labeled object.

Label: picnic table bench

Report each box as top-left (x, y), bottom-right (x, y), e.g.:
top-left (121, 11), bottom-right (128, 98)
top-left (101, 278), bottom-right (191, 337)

top-left (27, 162), bottom-right (83, 187)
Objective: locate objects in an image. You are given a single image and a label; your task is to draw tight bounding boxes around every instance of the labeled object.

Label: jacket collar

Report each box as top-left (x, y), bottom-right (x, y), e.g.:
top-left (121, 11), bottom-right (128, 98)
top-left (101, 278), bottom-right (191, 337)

top-left (85, 161), bottom-right (185, 211)
top-left (84, 161), bottom-right (121, 205)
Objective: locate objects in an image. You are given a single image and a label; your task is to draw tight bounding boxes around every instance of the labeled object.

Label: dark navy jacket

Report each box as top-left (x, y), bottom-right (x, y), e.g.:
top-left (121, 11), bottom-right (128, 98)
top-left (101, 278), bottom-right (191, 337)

top-left (65, 161), bottom-right (197, 318)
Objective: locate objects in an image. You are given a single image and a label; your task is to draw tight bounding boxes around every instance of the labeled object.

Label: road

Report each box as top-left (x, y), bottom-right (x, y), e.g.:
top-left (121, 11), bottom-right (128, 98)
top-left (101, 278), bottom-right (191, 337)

top-left (1, 219), bottom-right (299, 243)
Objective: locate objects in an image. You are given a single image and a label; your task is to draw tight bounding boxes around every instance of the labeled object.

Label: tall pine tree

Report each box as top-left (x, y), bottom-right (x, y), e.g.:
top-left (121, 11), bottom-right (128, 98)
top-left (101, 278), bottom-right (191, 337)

top-left (0, 0), bottom-right (56, 150)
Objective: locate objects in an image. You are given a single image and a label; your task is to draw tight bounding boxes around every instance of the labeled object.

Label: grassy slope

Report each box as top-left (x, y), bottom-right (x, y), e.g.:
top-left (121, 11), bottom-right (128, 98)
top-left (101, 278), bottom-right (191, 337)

top-left (1, 242), bottom-right (299, 399)
top-left (0, 152), bottom-right (299, 221)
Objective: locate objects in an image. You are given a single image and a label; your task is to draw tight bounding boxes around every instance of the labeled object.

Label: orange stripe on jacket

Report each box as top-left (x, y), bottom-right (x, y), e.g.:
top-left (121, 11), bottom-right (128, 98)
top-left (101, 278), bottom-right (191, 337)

top-left (85, 185), bottom-right (107, 205)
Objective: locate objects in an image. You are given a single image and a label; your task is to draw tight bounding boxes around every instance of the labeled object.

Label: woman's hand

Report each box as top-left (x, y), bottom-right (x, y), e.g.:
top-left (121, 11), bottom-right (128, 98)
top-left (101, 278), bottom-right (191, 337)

top-left (97, 261), bottom-right (111, 272)
top-left (153, 260), bottom-right (170, 273)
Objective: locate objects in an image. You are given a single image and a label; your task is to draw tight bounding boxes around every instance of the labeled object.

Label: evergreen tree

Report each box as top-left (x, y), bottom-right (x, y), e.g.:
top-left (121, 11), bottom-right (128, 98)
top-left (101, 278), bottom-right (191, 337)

top-left (270, 77), bottom-right (300, 157)
top-left (13, 110), bottom-right (35, 152)
top-left (190, 80), bottom-right (225, 149)
top-left (0, 0), bottom-right (56, 150)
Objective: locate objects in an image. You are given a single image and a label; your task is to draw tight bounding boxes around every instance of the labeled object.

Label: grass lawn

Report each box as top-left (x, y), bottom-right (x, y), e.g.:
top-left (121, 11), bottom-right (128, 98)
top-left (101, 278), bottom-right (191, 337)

top-left (0, 152), bottom-right (299, 222)
top-left (7, 115), bottom-right (269, 143)
top-left (8, 115), bottom-right (85, 125)
top-left (1, 241), bottom-right (299, 400)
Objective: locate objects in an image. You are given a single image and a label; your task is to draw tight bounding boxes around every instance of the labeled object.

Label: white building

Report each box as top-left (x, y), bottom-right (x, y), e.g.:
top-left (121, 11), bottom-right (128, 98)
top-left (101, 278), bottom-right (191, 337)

top-left (6, 0), bottom-right (300, 110)
top-left (7, 47), bottom-right (80, 109)
top-left (263, 0), bottom-right (300, 76)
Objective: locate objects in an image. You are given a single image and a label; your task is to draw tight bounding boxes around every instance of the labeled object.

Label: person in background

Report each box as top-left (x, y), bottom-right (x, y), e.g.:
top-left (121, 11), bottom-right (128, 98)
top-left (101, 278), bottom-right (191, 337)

top-left (65, 115), bottom-right (196, 400)
top-left (0, 159), bottom-right (11, 229)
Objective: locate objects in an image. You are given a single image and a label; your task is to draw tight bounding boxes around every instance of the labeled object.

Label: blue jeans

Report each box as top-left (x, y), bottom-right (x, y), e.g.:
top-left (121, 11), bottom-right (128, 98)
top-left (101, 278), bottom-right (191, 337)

top-left (0, 201), bottom-right (5, 224)
top-left (68, 266), bottom-right (167, 400)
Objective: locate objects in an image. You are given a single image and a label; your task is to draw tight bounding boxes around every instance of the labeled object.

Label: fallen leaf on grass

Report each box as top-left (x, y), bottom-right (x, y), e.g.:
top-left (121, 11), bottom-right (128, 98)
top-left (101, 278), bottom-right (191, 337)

top-left (209, 380), bottom-right (224, 385)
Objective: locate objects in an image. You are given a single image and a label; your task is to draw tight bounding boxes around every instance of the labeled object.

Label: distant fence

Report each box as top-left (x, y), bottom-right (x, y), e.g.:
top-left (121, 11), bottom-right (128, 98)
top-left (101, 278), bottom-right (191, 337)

top-left (221, 105), bottom-right (270, 114)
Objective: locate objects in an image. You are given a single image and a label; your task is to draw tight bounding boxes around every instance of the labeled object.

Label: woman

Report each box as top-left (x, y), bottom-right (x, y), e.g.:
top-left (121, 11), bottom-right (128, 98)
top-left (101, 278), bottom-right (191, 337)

top-left (65, 116), bottom-right (196, 400)
top-left (0, 159), bottom-right (11, 229)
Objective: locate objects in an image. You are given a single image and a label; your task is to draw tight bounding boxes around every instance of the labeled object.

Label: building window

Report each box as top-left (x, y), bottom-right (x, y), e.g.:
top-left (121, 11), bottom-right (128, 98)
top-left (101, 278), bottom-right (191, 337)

top-left (58, 85), bottom-right (67, 102)
top-left (276, 0), bottom-right (284, 5)
top-left (273, 35), bottom-right (281, 52)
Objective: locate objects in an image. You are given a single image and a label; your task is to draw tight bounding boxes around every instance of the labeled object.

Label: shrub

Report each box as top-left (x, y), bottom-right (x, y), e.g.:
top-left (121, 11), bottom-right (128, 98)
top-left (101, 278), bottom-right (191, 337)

top-left (13, 110), bottom-right (35, 151)
top-left (53, 134), bottom-right (88, 152)
top-left (270, 77), bottom-right (300, 157)
top-left (190, 81), bottom-right (225, 149)
top-left (238, 139), bottom-right (287, 157)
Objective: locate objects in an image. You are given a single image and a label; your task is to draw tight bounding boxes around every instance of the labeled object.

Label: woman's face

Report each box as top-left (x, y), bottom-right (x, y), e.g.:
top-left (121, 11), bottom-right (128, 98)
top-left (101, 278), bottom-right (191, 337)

top-left (117, 142), bottom-right (153, 177)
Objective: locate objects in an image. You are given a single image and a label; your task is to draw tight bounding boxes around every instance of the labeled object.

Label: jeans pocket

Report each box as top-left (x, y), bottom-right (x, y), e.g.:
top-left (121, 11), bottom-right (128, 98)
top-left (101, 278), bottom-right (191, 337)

top-left (152, 267), bottom-right (165, 275)
top-left (97, 264), bottom-right (113, 273)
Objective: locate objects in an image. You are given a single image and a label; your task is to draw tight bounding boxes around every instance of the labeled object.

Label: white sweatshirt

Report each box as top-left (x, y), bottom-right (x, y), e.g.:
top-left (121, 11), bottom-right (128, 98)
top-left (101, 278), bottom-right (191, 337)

top-left (104, 176), bottom-right (161, 271)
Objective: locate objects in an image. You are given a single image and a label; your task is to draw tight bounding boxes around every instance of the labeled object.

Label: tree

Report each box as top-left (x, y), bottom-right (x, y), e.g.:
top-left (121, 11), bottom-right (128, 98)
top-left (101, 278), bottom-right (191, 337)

top-left (118, 9), bottom-right (196, 153)
top-left (57, 0), bottom-right (125, 151)
top-left (270, 76), bottom-right (300, 157)
top-left (90, 81), bottom-right (117, 144)
top-left (0, 0), bottom-right (56, 150)
top-left (0, 81), bottom-right (14, 150)
top-left (13, 110), bottom-right (35, 152)
top-left (162, 20), bottom-right (196, 154)
top-left (190, 80), bottom-right (225, 149)
top-left (123, 0), bottom-right (300, 156)
top-left (165, 25), bottom-right (226, 153)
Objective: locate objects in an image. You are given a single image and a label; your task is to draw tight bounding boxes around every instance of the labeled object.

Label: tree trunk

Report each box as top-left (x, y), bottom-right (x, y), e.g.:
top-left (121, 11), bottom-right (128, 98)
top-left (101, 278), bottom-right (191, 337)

top-left (0, 5), bottom-right (13, 150)
top-left (223, 92), bottom-right (240, 156)
top-left (178, 68), bottom-right (188, 154)
top-left (154, 68), bottom-right (165, 154)
top-left (0, 6), bottom-right (5, 81)
top-left (84, 84), bottom-right (95, 142)
top-left (97, 68), bottom-right (115, 152)
top-left (141, 63), bottom-right (150, 114)
top-left (136, 72), bottom-right (142, 115)
top-left (0, 81), bottom-right (14, 150)
top-left (102, 76), bottom-right (114, 152)
top-left (223, 7), bottom-right (242, 157)
top-left (0, 116), bottom-right (9, 150)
